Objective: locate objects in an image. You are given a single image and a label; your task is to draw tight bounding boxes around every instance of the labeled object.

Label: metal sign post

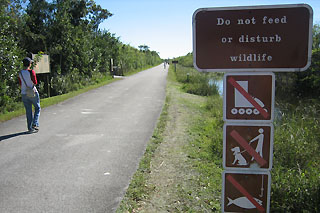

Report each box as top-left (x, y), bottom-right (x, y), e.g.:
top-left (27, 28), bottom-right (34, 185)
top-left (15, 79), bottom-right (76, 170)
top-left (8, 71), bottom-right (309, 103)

top-left (172, 60), bottom-right (178, 72)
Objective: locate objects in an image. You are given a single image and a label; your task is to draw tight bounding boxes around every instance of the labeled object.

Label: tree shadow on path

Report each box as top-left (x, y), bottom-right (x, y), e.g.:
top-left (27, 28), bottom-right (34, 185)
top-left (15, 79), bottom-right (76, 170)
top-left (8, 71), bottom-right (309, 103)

top-left (0, 131), bottom-right (29, 142)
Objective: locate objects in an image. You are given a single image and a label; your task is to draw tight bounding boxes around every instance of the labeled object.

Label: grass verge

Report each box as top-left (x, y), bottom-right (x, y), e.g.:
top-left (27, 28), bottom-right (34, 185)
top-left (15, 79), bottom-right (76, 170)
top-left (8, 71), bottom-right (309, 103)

top-left (117, 65), bottom-right (224, 212)
top-left (124, 64), bottom-right (161, 77)
top-left (0, 64), bottom-right (163, 123)
top-left (116, 91), bottom-right (170, 212)
top-left (271, 99), bottom-right (320, 211)
top-left (0, 64), bottom-right (162, 123)
top-left (118, 62), bottom-right (320, 212)
top-left (0, 76), bottom-right (119, 123)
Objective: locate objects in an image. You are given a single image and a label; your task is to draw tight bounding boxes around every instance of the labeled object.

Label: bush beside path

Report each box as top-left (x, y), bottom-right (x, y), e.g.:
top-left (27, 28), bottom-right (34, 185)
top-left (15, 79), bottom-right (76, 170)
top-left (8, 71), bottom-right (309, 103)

top-left (118, 62), bottom-right (320, 212)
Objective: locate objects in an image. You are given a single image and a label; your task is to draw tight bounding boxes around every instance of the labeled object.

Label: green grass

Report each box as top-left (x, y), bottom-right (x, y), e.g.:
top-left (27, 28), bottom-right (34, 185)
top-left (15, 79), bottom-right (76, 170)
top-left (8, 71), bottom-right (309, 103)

top-left (177, 68), bottom-right (320, 212)
top-left (0, 76), bottom-right (119, 123)
top-left (171, 64), bottom-right (224, 211)
top-left (175, 62), bottom-right (320, 211)
top-left (271, 99), bottom-right (320, 212)
top-left (183, 77), bottom-right (320, 212)
top-left (176, 94), bottom-right (223, 212)
top-left (116, 94), bottom-right (170, 213)
top-left (0, 64), bottom-right (161, 123)
top-left (117, 65), bottom-right (224, 212)
top-left (174, 64), bottom-right (222, 96)
top-left (124, 64), bottom-right (160, 77)
top-left (167, 65), bottom-right (224, 212)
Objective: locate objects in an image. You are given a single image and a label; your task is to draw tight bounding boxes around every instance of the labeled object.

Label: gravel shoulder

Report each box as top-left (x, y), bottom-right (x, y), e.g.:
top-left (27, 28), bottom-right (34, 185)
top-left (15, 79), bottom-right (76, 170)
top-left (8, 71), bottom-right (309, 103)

top-left (136, 80), bottom-right (207, 212)
top-left (118, 67), bottom-right (223, 212)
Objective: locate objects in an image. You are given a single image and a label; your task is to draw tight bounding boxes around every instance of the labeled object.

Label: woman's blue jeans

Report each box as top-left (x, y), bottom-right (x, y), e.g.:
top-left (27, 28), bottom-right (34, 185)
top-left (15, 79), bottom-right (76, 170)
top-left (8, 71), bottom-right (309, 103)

top-left (22, 93), bottom-right (41, 131)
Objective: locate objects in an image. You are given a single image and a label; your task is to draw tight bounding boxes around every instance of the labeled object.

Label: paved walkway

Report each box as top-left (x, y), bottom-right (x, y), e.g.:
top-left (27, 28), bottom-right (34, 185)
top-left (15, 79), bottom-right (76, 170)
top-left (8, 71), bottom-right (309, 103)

top-left (0, 64), bottom-right (168, 212)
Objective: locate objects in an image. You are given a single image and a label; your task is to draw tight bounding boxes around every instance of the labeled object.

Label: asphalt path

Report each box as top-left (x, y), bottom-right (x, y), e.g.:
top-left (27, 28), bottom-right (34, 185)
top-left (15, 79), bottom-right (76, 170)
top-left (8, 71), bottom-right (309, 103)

top-left (0, 64), bottom-right (168, 212)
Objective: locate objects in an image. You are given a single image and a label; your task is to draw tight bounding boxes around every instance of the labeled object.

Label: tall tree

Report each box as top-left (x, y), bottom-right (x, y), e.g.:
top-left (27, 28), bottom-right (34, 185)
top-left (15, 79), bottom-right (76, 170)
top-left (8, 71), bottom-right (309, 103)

top-left (0, 0), bottom-right (25, 112)
top-left (21, 0), bottom-right (53, 53)
top-left (294, 24), bottom-right (320, 97)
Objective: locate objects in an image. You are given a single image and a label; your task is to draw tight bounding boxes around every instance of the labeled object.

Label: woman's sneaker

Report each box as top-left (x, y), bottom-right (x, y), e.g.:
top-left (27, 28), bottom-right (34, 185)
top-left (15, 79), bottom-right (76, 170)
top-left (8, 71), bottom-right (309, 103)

top-left (28, 128), bottom-right (38, 134)
top-left (32, 125), bottom-right (39, 131)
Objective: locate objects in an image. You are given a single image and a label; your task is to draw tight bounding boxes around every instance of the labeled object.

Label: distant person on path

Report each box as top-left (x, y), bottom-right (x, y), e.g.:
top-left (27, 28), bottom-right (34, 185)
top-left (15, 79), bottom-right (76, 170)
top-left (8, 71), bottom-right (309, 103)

top-left (18, 57), bottom-right (41, 133)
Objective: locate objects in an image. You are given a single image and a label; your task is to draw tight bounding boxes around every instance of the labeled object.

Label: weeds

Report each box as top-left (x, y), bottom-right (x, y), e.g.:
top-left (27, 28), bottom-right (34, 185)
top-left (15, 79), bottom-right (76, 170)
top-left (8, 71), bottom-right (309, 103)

top-left (0, 76), bottom-right (118, 122)
top-left (183, 95), bottom-right (224, 212)
top-left (118, 61), bottom-right (320, 212)
top-left (116, 95), bottom-right (170, 212)
top-left (271, 99), bottom-right (320, 212)
top-left (175, 61), bottom-right (320, 211)
top-left (174, 64), bottom-right (221, 96)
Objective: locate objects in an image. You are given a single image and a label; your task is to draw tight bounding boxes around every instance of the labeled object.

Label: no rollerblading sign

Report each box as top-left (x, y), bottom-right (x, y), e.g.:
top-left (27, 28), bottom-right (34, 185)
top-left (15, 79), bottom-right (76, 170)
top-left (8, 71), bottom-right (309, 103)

top-left (223, 72), bottom-right (275, 122)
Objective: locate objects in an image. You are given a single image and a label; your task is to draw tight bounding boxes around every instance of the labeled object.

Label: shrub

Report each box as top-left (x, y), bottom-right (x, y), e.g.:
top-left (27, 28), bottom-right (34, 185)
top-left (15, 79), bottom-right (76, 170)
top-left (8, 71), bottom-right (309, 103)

top-left (271, 100), bottom-right (320, 211)
top-left (174, 64), bottom-right (220, 96)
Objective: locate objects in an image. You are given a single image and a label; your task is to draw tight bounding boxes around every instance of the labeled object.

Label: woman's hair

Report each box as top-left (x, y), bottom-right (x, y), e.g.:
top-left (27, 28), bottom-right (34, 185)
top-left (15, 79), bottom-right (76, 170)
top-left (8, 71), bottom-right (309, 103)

top-left (22, 57), bottom-right (32, 67)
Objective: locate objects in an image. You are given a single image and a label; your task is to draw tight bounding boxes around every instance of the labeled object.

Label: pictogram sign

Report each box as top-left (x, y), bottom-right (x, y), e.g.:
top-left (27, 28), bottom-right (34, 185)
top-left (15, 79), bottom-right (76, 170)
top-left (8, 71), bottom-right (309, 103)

top-left (223, 123), bottom-right (274, 170)
top-left (222, 171), bottom-right (271, 213)
top-left (223, 72), bottom-right (275, 122)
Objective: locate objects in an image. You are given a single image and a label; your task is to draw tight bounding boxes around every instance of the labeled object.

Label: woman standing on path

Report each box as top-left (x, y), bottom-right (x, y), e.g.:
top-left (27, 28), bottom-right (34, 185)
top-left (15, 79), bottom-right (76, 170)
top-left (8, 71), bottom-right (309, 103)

top-left (18, 57), bottom-right (41, 133)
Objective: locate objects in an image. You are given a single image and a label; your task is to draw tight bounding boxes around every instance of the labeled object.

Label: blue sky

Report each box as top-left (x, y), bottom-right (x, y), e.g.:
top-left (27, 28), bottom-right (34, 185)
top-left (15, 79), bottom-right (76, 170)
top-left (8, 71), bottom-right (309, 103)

top-left (97, 0), bottom-right (320, 59)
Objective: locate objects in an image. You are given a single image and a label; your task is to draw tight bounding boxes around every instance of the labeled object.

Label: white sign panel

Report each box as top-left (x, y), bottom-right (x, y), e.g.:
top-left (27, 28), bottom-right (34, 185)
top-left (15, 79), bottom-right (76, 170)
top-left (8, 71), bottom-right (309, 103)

top-left (32, 54), bottom-right (50, 74)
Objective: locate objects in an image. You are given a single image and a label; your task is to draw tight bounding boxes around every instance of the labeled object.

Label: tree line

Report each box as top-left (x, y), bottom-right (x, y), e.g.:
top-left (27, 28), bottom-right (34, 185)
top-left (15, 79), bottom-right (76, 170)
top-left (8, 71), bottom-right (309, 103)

top-left (0, 0), bottom-right (162, 113)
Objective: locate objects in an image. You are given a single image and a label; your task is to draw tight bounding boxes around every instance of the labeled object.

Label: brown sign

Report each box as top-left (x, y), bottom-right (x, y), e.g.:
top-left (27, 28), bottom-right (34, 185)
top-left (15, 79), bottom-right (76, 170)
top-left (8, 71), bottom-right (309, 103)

top-left (223, 124), bottom-right (273, 170)
top-left (193, 4), bottom-right (313, 72)
top-left (222, 171), bottom-right (271, 213)
top-left (223, 73), bottom-right (275, 122)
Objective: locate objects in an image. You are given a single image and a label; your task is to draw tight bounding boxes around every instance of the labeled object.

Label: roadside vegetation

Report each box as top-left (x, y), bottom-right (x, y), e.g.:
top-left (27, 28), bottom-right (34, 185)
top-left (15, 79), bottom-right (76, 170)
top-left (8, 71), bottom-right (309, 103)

top-left (272, 99), bottom-right (320, 211)
top-left (0, 0), bottom-right (162, 116)
top-left (173, 53), bottom-right (223, 96)
top-left (118, 24), bottom-right (320, 212)
top-left (118, 59), bottom-right (224, 212)
top-left (269, 24), bottom-right (320, 211)
top-left (2, 0), bottom-right (319, 211)
top-left (170, 24), bottom-right (320, 212)
top-left (0, 75), bottom-right (119, 122)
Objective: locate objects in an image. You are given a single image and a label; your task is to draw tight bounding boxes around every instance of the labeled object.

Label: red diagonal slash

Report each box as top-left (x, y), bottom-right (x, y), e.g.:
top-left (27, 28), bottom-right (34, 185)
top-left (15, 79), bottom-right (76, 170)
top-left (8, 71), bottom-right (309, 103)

top-left (227, 174), bottom-right (265, 212)
top-left (228, 77), bottom-right (269, 119)
top-left (230, 130), bottom-right (267, 167)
